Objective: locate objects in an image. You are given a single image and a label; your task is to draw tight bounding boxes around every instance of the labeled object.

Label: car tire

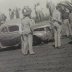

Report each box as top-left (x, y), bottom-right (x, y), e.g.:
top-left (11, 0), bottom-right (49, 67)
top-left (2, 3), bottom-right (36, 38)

top-left (18, 43), bottom-right (21, 48)
top-left (43, 40), bottom-right (48, 44)
top-left (0, 42), bottom-right (2, 48)
top-left (33, 35), bottom-right (42, 46)
top-left (0, 43), bottom-right (1, 48)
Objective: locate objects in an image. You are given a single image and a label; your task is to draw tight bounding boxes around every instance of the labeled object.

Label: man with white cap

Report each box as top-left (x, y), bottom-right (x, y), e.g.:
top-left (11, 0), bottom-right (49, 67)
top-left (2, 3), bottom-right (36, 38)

top-left (52, 6), bottom-right (62, 48)
top-left (21, 6), bottom-right (35, 55)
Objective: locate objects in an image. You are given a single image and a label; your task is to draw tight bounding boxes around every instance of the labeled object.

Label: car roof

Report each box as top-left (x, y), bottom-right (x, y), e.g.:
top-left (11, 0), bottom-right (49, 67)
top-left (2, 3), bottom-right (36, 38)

top-left (33, 21), bottom-right (51, 29)
top-left (0, 19), bottom-right (21, 28)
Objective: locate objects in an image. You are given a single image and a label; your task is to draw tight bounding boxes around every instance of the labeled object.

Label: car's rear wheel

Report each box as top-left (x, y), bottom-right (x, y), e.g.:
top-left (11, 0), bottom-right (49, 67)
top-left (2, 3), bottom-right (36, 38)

top-left (0, 42), bottom-right (1, 48)
top-left (33, 35), bottom-right (42, 46)
top-left (0, 42), bottom-right (2, 48)
top-left (43, 40), bottom-right (48, 44)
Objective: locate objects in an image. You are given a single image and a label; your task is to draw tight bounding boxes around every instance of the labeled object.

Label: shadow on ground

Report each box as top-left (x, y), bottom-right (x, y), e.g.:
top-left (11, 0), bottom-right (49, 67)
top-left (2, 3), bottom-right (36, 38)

top-left (0, 39), bottom-right (54, 52)
top-left (0, 46), bottom-right (20, 52)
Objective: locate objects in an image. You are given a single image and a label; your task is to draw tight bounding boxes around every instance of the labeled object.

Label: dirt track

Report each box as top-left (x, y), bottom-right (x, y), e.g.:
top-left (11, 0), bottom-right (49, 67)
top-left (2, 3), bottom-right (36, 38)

top-left (0, 37), bottom-right (72, 72)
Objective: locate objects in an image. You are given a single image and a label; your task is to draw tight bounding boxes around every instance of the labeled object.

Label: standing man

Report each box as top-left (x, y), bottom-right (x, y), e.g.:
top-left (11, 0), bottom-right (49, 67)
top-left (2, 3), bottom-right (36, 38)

top-left (52, 6), bottom-right (62, 48)
top-left (62, 8), bottom-right (72, 37)
top-left (69, 11), bottom-right (72, 36)
top-left (0, 13), bottom-right (7, 26)
top-left (15, 8), bottom-right (20, 19)
top-left (9, 8), bottom-right (14, 20)
top-left (21, 6), bottom-right (35, 55)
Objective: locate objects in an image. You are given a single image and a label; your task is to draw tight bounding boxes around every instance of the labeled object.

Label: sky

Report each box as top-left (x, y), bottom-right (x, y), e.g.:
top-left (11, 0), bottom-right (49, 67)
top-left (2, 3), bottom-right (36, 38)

top-left (0, 0), bottom-right (71, 19)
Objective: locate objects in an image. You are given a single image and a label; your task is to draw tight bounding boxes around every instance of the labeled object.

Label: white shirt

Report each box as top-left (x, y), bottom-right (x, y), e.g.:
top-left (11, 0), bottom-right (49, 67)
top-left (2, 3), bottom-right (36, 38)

top-left (21, 17), bottom-right (35, 34)
top-left (52, 9), bottom-right (62, 23)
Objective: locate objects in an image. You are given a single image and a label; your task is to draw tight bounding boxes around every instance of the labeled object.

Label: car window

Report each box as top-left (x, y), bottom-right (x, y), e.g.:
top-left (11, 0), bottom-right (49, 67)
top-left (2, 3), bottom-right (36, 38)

top-left (1, 27), bottom-right (8, 33)
top-left (8, 25), bottom-right (19, 32)
top-left (34, 28), bottom-right (44, 31)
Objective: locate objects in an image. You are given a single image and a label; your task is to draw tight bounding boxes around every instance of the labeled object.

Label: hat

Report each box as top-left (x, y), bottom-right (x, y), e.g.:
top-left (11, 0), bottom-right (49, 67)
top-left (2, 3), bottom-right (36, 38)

top-left (22, 6), bottom-right (32, 16)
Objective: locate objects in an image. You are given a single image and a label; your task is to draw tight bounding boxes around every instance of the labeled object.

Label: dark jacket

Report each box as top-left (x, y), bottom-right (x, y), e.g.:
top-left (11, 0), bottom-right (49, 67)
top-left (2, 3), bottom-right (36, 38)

top-left (61, 10), bottom-right (69, 20)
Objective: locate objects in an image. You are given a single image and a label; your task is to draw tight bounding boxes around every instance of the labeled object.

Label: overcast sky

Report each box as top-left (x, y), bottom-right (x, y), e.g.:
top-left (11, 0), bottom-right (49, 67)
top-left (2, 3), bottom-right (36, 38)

top-left (0, 0), bottom-right (71, 19)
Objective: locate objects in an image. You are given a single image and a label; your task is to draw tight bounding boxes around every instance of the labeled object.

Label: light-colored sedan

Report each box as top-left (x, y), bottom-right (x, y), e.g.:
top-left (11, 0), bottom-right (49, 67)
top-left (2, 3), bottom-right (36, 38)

top-left (33, 22), bottom-right (53, 45)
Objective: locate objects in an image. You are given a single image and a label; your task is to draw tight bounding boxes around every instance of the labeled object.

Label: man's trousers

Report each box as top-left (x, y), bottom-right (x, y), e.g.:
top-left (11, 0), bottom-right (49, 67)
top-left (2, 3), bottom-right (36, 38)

top-left (21, 34), bottom-right (34, 54)
top-left (63, 19), bottom-right (72, 36)
top-left (54, 22), bottom-right (62, 47)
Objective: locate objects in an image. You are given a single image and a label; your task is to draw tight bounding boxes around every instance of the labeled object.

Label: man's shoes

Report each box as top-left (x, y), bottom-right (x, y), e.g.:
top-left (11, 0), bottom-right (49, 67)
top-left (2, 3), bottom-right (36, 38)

top-left (30, 52), bottom-right (35, 55)
top-left (55, 46), bottom-right (61, 49)
top-left (55, 47), bottom-right (58, 48)
top-left (22, 53), bottom-right (28, 55)
top-left (22, 51), bottom-right (35, 55)
top-left (52, 45), bottom-right (62, 49)
top-left (52, 45), bottom-right (59, 48)
top-left (21, 51), bottom-right (28, 55)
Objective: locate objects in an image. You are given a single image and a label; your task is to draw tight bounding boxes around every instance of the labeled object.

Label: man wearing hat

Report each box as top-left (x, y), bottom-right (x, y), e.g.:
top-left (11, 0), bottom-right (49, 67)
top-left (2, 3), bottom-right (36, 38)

top-left (21, 6), bottom-right (35, 55)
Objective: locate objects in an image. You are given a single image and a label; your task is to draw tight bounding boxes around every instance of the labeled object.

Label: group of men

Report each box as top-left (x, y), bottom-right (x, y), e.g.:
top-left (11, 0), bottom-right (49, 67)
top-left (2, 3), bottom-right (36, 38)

top-left (21, 5), bottom-right (72, 55)
top-left (52, 5), bottom-right (72, 48)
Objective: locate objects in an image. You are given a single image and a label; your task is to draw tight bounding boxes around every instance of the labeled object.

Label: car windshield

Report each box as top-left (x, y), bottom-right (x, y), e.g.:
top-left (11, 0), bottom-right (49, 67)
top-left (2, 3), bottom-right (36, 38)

top-left (34, 28), bottom-right (44, 31)
top-left (8, 25), bottom-right (19, 32)
top-left (1, 27), bottom-right (8, 33)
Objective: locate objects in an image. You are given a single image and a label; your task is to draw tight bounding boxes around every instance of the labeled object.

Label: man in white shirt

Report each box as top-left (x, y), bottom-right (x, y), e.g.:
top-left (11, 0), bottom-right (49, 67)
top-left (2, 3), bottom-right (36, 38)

top-left (52, 6), bottom-right (62, 48)
top-left (21, 6), bottom-right (35, 55)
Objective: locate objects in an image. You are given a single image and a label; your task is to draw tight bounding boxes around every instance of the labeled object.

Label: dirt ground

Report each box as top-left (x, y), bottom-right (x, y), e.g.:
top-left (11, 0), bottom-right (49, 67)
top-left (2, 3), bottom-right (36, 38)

top-left (0, 37), bottom-right (72, 72)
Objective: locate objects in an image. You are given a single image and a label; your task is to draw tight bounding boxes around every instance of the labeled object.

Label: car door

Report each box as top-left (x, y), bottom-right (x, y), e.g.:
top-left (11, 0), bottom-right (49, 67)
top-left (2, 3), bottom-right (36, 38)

top-left (0, 25), bottom-right (20, 47)
top-left (0, 26), bottom-right (10, 46)
top-left (33, 27), bottom-right (47, 40)
top-left (7, 25), bottom-right (21, 46)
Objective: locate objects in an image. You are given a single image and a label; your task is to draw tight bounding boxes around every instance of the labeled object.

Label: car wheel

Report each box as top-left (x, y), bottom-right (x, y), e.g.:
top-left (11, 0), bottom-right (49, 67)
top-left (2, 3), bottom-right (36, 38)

top-left (0, 42), bottom-right (2, 48)
top-left (33, 35), bottom-right (42, 46)
top-left (43, 40), bottom-right (48, 44)
top-left (0, 43), bottom-right (1, 48)
top-left (18, 43), bottom-right (21, 48)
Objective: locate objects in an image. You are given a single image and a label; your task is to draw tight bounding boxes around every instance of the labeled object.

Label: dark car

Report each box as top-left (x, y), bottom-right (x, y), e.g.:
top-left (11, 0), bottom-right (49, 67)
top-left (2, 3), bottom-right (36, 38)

top-left (0, 19), bottom-right (22, 48)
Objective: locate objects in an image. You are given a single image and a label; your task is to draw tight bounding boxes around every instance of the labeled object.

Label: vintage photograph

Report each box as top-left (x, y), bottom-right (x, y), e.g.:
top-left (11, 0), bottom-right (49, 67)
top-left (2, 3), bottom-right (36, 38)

top-left (0, 0), bottom-right (72, 72)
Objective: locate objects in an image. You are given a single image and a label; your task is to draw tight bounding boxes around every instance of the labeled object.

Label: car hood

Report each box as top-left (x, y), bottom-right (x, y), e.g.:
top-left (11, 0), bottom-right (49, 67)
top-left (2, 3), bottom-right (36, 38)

top-left (33, 31), bottom-right (46, 37)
